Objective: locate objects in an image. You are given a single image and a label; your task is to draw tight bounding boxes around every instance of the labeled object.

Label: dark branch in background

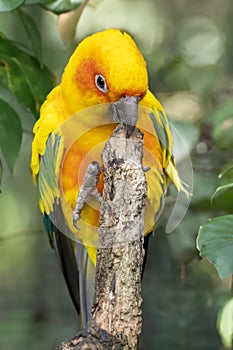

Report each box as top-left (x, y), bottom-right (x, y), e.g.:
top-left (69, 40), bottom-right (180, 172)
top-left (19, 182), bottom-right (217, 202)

top-left (57, 125), bottom-right (147, 349)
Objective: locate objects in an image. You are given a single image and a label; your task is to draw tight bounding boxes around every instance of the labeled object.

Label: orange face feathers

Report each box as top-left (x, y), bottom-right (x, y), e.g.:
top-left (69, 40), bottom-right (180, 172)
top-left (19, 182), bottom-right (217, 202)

top-left (74, 57), bottom-right (111, 104)
top-left (61, 29), bottom-right (149, 113)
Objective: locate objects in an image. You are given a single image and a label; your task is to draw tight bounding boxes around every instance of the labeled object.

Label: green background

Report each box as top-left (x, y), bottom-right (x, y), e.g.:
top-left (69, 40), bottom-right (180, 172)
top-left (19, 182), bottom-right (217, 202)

top-left (0, 0), bottom-right (233, 349)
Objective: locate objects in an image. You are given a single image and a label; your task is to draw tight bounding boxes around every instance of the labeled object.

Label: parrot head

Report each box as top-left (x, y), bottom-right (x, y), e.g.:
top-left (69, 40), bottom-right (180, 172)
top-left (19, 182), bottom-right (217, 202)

top-left (61, 29), bottom-right (149, 136)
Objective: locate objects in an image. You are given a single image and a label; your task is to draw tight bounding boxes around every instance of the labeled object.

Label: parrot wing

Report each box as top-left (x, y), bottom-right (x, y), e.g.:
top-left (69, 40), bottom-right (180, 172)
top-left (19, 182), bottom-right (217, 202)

top-left (141, 90), bottom-right (190, 194)
top-left (37, 133), bottom-right (63, 232)
top-left (38, 131), bottom-right (95, 324)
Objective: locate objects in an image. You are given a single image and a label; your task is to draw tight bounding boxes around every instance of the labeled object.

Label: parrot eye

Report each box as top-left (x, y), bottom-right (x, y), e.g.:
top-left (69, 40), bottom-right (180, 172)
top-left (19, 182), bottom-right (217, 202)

top-left (95, 74), bottom-right (108, 93)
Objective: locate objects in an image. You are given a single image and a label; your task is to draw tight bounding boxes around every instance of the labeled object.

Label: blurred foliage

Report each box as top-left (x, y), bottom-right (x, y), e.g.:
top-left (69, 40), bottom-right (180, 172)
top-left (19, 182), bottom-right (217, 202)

top-left (0, 0), bottom-right (233, 349)
top-left (0, 98), bottom-right (22, 173)
top-left (197, 215), bottom-right (233, 279)
top-left (217, 298), bottom-right (233, 348)
top-left (0, 0), bottom-right (83, 13)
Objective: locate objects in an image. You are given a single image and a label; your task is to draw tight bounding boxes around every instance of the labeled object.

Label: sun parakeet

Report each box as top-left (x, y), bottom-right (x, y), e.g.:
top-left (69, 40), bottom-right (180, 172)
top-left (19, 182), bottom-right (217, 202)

top-left (31, 29), bottom-right (188, 325)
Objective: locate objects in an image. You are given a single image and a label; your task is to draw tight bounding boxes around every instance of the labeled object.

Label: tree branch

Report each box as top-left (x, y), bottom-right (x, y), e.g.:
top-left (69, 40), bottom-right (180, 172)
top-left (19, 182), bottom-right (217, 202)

top-left (57, 125), bottom-right (147, 349)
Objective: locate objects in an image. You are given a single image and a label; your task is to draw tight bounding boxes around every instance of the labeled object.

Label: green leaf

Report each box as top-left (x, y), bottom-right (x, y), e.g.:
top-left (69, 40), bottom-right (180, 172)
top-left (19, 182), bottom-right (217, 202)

top-left (0, 159), bottom-right (2, 192)
top-left (25, 0), bottom-right (83, 14)
top-left (0, 56), bottom-right (37, 115)
top-left (197, 214), bottom-right (233, 279)
top-left (211, 182), bottom-right (233, 202)
top-left (0, 0), bottom-right (24, 12)
top-left (17, 8), bottom-right (43, 67)
top-left (0, 98), bottom-right (22, 173)
top-left (219, 161), bottom-right (233, 181)
top-left (0, 33), bottom-right (55, 117)
top-left (212, 98), bottom-right (233, 149)
top-left (217, 298), bottom-right (233, 349)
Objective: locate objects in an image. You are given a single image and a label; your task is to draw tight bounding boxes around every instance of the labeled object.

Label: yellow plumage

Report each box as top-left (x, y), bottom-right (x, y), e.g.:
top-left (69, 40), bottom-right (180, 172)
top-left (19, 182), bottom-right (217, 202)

top-left (31, 29), bottom-right (187, 322)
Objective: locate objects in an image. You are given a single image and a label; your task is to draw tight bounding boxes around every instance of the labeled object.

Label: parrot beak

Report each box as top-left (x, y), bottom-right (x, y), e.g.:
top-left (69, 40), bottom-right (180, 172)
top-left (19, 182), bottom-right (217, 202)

top-left (110, 95), bottom-right (140, 138)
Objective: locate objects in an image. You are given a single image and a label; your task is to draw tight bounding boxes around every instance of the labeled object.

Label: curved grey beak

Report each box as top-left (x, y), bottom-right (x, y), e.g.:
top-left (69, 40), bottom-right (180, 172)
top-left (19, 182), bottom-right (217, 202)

top-left (110, 95), bottom-right (140, 138)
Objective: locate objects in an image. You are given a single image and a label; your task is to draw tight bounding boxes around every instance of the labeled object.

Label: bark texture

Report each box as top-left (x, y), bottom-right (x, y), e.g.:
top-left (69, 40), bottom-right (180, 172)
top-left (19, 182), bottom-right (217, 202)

top-left (57, 125), bottom-right (147, 350)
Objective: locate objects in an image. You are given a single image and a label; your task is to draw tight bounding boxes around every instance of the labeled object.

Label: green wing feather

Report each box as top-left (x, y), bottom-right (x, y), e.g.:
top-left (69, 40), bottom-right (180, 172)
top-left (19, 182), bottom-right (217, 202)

top-left (150, 108), bottom-right (190, 195)
top-left (37, 133), bottom-right (64, 216)
top-left (149, 109), bottom-right (172, 168)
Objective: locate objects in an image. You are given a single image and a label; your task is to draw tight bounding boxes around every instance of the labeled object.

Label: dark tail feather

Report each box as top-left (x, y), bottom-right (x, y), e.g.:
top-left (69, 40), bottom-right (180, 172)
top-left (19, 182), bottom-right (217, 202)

top-left (54, 229), bottom-right (81, 314)
top-left (142, 232), bottom-right (152, 278)
top-left (44, 214), bottom-right (95, 325)
top-left (76, 243), bottom-right (95, 326)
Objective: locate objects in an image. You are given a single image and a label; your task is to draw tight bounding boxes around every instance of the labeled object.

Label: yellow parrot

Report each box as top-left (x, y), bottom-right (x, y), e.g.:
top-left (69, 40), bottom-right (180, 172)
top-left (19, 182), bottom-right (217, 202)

top-left (31, 29), bottom-right (188, 325)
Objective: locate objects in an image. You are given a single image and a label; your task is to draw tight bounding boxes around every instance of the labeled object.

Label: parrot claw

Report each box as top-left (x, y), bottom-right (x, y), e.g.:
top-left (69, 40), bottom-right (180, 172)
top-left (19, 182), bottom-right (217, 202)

top-left (73, 220), bottom-right (80, 230)
top-left (72, 161), bottom-right (102, 229)
top-left (143, 166), bottom-right (150, 172)
top-left (72, 212), bottom-right (81, 230)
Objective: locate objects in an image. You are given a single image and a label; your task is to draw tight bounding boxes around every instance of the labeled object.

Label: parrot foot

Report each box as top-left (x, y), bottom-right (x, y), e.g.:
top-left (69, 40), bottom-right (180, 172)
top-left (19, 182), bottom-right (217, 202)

top-left (142, 166), bottom-right (150, 172)
top-left (73, 161), bottom-right (102, 230)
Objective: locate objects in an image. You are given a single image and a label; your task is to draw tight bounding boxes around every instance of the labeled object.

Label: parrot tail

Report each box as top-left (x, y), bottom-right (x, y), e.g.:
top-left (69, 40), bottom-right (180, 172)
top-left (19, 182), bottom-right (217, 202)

top-left (75, 243), bottom-right (95, 327)
top-left (44, 215), bottom-right (95, 326)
